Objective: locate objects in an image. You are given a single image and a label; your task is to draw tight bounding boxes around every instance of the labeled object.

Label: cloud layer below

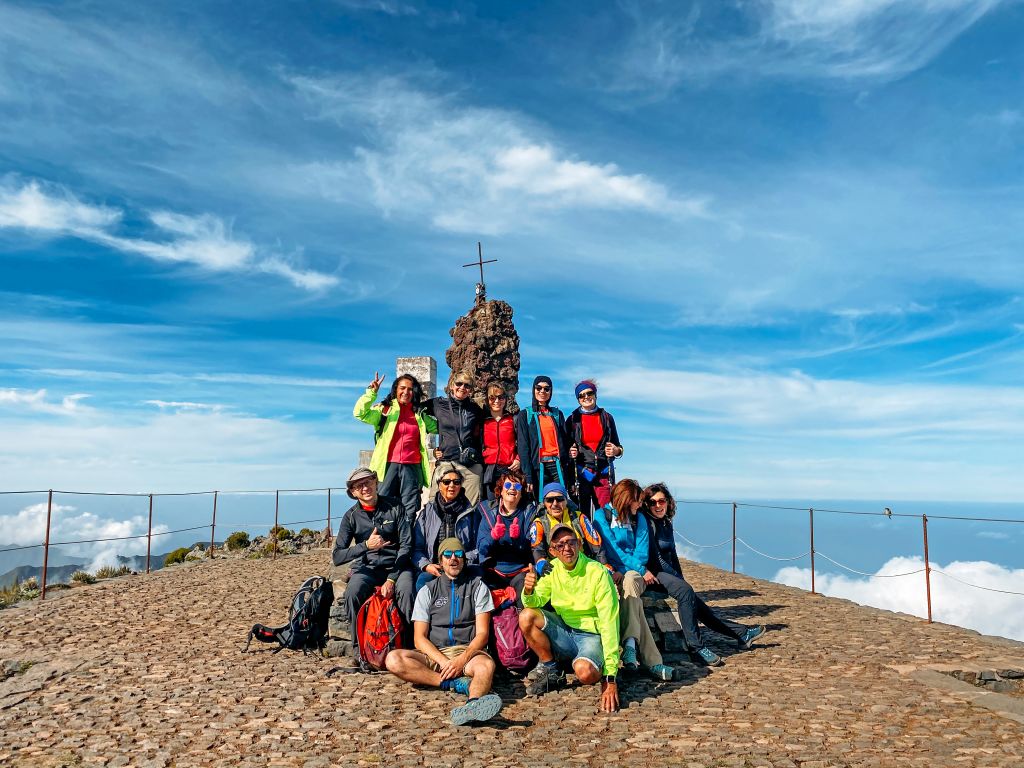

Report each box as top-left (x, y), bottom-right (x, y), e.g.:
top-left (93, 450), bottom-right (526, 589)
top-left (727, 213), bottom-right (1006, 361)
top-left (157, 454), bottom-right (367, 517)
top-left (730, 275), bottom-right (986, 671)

top-left (775, 556), bottom-right (1024, 641)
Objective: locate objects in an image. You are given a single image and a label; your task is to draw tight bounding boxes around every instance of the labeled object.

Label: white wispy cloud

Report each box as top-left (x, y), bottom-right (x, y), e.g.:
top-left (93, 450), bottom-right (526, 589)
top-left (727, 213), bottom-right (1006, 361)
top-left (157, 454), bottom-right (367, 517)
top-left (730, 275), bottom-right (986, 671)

top-left (0, 388), bottom-right (90, 415)
top-left (0, 178), bottom-right (337, 291)
top-left (0, 501), bottom-right (169, 572)
top-left (594, 366), bottom-right (1024, 437)
top-left (775, 556), bottom-right (1024, 641)
top-left (287, 74), bottom-right (708, 234)
top-left (613, 0), bottom-right (1006, 91)
top-left (144, 400), bottom-right (225, 412)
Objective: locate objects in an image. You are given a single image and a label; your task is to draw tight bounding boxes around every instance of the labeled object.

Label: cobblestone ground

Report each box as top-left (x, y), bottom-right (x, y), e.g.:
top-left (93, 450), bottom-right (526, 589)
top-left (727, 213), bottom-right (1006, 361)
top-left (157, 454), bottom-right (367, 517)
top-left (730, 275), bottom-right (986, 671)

top-left (1, 550), bottom-right (1022, 768)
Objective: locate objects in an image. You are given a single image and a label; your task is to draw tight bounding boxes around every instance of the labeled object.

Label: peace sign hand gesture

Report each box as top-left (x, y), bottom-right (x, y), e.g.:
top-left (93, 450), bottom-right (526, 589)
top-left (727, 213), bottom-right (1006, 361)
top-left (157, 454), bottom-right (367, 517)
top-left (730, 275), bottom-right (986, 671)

top-left (369, 372), bottom-right (386, 392)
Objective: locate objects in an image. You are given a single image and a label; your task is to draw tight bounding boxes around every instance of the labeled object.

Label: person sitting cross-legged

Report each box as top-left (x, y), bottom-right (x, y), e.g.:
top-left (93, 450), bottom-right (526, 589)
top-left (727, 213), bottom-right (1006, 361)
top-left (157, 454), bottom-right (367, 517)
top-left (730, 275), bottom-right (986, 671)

top-left (519, 524), bottom-right (621, 713)
top-left (384, 537), bottom-right (504, 726)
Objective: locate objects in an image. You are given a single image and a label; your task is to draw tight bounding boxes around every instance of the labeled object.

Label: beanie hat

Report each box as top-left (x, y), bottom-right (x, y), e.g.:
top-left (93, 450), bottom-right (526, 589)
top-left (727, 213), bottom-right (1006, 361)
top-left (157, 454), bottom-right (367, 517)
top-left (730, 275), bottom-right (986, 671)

top-left (531, 375), bottom-right (554, 410)
top-left (574, 379), bottom-right (598, 399)
top-left (541, 482), bottom-right (568, 501)
top-left (437, 536), bottom-right (465, 559)
top-left (346, 467), bottom-right (377, 499)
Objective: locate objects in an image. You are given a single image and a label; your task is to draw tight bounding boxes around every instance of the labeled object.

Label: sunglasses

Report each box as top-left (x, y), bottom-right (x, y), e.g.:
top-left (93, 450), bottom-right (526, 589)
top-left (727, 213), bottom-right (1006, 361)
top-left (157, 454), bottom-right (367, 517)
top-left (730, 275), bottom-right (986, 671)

top-left (534, 385), bottom-right (551, 392)
top-left (544, 496), bottom-right (566, 504)
top-left (649, 497), bottom-right (668, 506)
top-left (488, 394), bottom-right (507, 400)
top-left (577, 390), bottom-right (595, 400)
top-left (441, 549), bottom-right (465, 559)
top-left (453, 381), bottom-right (472, 389)
top-left (503, 481), bottom-right (523, 491)
top-left (550, 539), bottom-right (579, 551)
top-left (439, 478), bottom-right (463, 486)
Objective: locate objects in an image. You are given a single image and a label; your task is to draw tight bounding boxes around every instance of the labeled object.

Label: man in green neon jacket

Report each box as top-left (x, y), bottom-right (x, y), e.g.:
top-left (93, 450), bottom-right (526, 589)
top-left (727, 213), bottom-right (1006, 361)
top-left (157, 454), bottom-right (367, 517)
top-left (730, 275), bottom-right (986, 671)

top-left (519, 523), bottom-right (620, 712)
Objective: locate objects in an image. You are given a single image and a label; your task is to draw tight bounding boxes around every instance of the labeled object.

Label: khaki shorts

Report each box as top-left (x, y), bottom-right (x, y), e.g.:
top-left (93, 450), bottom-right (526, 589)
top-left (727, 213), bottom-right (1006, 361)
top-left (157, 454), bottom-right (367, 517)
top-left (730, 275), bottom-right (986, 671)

top-left (419, 645), bottom-right (490, 672)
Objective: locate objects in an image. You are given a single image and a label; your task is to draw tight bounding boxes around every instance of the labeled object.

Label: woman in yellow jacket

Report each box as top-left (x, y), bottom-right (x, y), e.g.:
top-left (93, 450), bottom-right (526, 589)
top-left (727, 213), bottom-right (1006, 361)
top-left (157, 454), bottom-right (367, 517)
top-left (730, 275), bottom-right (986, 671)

top-left (354, 372), bottom-right (438, 522)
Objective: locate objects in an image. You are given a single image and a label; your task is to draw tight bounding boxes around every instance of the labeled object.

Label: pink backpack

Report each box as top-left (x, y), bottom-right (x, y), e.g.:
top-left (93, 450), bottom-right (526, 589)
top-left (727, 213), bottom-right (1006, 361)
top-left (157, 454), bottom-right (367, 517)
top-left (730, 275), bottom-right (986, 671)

top-left (489, 587), bottom-right (536, 673)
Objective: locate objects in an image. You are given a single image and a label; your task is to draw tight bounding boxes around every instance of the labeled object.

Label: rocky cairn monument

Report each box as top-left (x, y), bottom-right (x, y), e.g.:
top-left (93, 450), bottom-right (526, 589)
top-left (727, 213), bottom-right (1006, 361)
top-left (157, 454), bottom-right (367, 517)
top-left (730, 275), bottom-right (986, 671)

top-left (446, 298), bottom-right (521, 412)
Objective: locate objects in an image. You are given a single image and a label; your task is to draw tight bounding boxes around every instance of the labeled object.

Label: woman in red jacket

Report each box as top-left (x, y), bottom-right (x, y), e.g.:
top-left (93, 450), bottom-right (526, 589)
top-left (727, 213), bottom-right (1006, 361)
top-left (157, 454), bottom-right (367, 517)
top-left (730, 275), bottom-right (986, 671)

top-left (481, 382), bottom-right (520, 500)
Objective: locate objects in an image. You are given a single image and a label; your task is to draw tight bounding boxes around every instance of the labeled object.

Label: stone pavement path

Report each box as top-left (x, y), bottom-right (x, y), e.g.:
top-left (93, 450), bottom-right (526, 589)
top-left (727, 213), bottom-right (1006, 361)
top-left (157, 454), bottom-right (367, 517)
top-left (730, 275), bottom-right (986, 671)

top-left (1, 550), bottom-right (1022, 768)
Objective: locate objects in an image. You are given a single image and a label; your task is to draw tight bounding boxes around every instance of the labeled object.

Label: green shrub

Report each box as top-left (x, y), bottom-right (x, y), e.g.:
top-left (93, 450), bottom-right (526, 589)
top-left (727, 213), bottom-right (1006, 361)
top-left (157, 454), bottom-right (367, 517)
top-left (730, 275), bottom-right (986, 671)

top-left (95, 564), bottom-right (132, 579)
top-left (269, 526), bottom-right (293, 541)
top-left (225, 531), bottom-right (250, 551)
top-left (164, 547), bottom-right (191, 566)
top-left (298, 528), bottom-right (316, 538)
top-left (262, 539), bottom-right (278, 556)
top-left (71, 570), bottom-right (96, 585)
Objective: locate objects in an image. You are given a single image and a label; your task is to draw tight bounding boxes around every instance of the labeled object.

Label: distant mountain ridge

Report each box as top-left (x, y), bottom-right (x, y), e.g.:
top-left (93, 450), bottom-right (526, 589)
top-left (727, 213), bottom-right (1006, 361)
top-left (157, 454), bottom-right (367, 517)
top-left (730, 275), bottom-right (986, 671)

top-left (0, 551), bottom-right (179, 588)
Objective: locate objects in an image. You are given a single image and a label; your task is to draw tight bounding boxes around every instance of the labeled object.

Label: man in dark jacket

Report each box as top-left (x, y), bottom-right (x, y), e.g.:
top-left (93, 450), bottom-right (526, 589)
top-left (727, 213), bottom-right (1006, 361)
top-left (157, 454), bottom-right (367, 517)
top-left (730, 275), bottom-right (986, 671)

top-left (515, 375), bottom-right (571, 496)
top-left (566, 379), bottom-right (623, 518)
top-left (332, 467), bottom-right (415, 661)
top-left (424, 369), bottom-right (485, 504)
top-left (384, 537), bottom-right (503, 725)
top-left (413, 462), bottom-right (480, 592)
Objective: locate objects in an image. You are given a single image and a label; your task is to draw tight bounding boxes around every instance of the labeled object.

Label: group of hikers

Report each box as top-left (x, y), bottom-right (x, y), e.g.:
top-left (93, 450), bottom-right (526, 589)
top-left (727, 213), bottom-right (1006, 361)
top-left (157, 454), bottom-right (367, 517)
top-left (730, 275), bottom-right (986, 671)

top-left (332, 370), bottom-right (767, 725)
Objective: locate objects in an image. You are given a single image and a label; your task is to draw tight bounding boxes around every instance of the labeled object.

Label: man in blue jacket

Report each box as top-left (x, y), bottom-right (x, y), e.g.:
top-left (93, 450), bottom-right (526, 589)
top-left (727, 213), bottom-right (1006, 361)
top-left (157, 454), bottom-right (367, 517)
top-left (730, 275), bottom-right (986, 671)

top-left (385, 537), bottom-right (504, 725)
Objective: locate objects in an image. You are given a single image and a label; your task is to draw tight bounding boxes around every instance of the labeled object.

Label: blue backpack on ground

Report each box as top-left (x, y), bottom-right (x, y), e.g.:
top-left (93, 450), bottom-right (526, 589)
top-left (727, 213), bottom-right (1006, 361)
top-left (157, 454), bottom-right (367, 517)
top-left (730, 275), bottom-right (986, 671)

top-left (245, 576), bottom-right (334, 654)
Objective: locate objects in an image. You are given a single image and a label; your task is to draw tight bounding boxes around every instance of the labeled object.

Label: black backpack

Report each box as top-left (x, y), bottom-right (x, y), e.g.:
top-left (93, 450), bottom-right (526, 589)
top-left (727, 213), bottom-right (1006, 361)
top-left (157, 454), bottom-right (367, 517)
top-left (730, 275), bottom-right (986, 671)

top-left (245, 576), bottom-right (334, 653)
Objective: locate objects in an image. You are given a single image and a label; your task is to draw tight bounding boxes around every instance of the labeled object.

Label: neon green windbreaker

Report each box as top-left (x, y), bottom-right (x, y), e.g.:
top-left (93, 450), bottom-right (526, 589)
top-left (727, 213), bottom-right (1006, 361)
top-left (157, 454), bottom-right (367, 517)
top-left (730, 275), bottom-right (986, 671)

top-left (353, 387), bottom-right (437, 486)
top-left (522, 552), bottom-right (620, 676)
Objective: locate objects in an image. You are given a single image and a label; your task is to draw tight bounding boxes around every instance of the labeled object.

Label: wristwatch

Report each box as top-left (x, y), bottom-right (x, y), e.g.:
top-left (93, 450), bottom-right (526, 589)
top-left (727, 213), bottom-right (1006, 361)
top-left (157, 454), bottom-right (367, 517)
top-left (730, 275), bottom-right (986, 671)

top-left (603, 675), bottom-right (617, 684)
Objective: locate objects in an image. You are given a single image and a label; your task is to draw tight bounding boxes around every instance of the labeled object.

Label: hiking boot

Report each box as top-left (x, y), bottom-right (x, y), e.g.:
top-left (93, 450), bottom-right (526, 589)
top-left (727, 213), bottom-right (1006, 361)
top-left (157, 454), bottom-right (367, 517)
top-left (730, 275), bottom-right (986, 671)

top-left (451, 693), bottom-right (504, 725)
top-left (621, 644), bottom-right (639, 671)
top-left (738, 625), bottom-right (767, 650)
top-left (449, 676), bottom-right (472, 696)
top-left (648, 663), bottom-right (674, 681)
top-left (525, 663), bottom-right (565, 696)
top-left (694, 646), bottom-right (723, 667)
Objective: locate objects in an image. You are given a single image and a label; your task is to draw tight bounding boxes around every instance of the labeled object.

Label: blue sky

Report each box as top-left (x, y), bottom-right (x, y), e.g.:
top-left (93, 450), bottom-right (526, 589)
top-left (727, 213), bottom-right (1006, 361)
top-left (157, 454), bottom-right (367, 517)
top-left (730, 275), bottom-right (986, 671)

top-left (3, 0), bottom-right (1024, 504)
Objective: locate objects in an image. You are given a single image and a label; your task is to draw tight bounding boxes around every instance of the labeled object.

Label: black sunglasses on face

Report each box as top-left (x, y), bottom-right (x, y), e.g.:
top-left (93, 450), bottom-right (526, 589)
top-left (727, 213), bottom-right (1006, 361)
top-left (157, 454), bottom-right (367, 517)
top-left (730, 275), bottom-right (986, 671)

top-left (441, 549), bottom-right (465, 559)
top-left (439, 478), bottom-right (463, 486)
top-left (534, 385), bottom-right (551, 392)
top-left (544, 496), bottom-right (566, 504)
top-left (577, 390), bottom-right (595, 400)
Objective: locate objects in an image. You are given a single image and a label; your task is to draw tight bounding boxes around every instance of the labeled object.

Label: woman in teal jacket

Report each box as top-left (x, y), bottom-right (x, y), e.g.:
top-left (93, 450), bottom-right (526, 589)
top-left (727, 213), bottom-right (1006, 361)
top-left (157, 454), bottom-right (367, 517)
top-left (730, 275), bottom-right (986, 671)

top-left (354, 372), bottom-right (437, 521)
top-left (593, 478), bottom-right (674, 681)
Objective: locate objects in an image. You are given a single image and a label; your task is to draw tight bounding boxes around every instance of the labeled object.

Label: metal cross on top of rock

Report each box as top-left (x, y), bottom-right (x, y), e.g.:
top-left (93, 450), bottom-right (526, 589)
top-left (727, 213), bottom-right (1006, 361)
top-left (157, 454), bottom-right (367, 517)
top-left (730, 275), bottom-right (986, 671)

top-left (463, 241), bottom-right (497, 304)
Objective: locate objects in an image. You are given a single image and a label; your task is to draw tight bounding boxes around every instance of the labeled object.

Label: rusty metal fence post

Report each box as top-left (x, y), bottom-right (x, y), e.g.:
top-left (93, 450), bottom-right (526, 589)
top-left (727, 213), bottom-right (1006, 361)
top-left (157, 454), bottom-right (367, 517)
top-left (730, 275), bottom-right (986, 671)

top-left (327, 488), bottom-right (332, 546)
top-left (273, 490), bottom-right (279, 560)
top-left (145, 494), bottom-right (154, 573)
top-left (731, 502), bottom-right (737, 573)
top-left (209, 491), bottom-right (218, 557)
top-left (809, 507), bottom-right (816, 595)
top-left (41, 490), bottom-right (53, 600)
top-left (922, 514), bottom-right (933, 623)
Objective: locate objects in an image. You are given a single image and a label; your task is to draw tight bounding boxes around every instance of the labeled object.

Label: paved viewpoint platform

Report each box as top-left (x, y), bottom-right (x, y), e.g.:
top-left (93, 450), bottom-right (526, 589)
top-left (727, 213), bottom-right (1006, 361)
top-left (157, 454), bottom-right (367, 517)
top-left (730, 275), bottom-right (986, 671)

top-left (2, 550), bottom-right (1022, 768)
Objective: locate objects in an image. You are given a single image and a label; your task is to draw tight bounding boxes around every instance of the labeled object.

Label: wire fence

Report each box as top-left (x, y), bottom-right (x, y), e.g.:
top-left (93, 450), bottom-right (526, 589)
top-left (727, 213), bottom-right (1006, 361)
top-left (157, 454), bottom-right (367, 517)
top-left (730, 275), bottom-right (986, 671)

top-left (3, 488), bottom-right (1023, 614)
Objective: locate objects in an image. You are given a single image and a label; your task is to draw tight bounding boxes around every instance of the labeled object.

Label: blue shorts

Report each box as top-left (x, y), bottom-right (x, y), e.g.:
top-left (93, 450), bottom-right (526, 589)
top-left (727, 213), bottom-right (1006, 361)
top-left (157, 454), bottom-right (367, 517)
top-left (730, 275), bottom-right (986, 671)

top-left (539, 610), bottom-right (605, 673)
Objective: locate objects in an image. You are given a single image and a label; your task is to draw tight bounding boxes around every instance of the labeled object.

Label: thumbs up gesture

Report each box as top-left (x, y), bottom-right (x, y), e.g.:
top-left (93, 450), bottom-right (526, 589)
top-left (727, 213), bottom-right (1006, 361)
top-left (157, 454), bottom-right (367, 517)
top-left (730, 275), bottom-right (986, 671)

top-left (523, 562), bottom-right (537, 595)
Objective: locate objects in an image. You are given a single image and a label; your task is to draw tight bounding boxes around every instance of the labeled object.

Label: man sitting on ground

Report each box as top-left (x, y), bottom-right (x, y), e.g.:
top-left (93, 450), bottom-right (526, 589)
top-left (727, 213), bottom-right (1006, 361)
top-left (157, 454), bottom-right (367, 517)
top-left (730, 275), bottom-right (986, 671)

top-left (384, 537), bottom-right (504, 725)
top-left (332, 467), bottom-right (415, 665)
top-left (519, 524), bottom-right (620, 713)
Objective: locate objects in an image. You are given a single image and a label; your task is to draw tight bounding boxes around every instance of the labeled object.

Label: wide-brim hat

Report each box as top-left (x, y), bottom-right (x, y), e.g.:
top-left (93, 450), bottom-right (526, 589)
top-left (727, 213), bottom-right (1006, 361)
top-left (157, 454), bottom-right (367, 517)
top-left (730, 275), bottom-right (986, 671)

top-left (346, 467), bottom-right (376, 499)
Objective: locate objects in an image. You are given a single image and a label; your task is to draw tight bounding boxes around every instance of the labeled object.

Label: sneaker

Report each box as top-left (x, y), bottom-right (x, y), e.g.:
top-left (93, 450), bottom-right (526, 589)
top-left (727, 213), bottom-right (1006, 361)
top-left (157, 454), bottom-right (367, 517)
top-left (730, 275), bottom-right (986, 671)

top-left (621, 644), bottom-right (639, 671)
top-left (695, 646), bottom-right (723, 667)
top-left (525, 663), bottom-right (565, 696)
top-left (738, 625), bottom-right (767, 650)
top-left (449, 676), bottom-right (472, 696)
top-left (648, 663), bottom-right (674, 681)
top-left (451, 693), bottom-right (504, 726)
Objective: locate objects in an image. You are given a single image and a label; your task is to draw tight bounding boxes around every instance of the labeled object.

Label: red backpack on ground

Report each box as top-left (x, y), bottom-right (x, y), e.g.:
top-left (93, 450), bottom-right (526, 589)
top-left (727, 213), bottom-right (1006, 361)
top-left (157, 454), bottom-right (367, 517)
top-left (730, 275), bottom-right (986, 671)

top-left (356, 587), bottom-right (404, 670)
top-left (489, 586), bottom-right (536, 673)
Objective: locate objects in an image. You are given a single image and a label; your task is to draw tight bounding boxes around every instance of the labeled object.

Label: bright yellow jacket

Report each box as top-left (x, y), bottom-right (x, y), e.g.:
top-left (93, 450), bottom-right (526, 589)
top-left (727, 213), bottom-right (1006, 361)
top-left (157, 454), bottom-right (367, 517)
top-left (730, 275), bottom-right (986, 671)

top-left (522, 552), bottom-right (620, 676)
top-left (353, 387), bottom-right (437, 486)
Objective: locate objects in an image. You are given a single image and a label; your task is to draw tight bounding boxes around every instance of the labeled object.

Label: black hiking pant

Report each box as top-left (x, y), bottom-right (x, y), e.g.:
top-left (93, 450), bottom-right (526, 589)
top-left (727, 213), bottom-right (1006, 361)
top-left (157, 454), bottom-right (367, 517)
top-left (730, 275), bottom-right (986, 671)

top-left (380, 461), bottom-right (422, 523)
top-left (650, 571), bottom-right (743, 650)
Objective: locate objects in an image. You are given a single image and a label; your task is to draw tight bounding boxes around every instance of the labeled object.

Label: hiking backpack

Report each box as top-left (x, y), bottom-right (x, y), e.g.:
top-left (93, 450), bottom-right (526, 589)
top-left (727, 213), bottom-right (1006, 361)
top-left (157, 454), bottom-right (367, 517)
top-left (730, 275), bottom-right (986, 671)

top-left (245, 575), bottom-right (334, 653)
top-left (489, 586), bottom-right (536, 673)
top-left (356, 586), bottom-right (404, 670)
